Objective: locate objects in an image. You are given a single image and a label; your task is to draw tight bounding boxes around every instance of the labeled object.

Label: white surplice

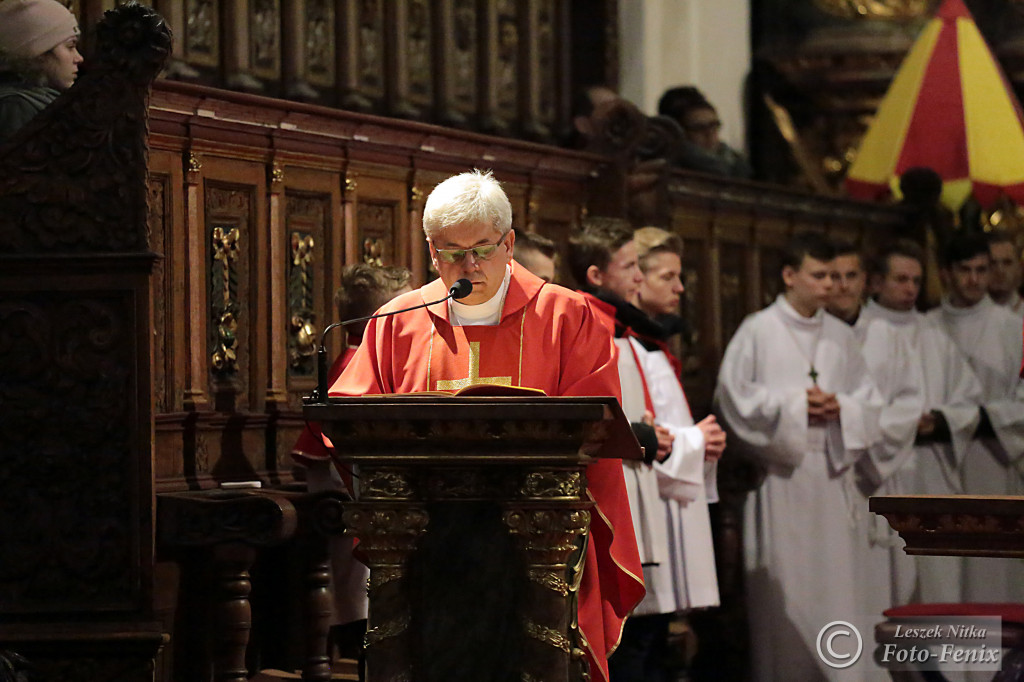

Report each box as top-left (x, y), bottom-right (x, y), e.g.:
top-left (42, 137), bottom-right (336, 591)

top-left (714, 295), bottom-right (884, 682)
top-left (639, 346), bottom-right (720, 611)
top-left (928, 296), bottom-right (1024, 602)
top-left (860, 299), bottom-right (983, 604)
top-left (615, 336), bottom-right (676, 616)
top-left (995, 291), bottom-right (1024, 318)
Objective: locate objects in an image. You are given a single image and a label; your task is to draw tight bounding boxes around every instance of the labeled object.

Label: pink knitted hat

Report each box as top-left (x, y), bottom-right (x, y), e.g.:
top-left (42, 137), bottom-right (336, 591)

top-left (0, 0), bottom-right (80, 58)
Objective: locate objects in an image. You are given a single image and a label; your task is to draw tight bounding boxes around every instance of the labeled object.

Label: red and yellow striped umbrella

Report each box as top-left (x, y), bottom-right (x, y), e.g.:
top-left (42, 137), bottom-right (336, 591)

top-left (846, 0), bottom-right (1024, 210)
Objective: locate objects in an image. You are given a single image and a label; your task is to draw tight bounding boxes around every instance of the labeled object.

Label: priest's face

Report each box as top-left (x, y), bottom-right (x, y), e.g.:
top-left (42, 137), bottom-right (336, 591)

top-left (638, 251), bottom-right (684, 316)
top-left (943, 253), bottom-right (990, 308)
top-left (782, 255), bottom-right (834, 316)
top-left (826, 253), bottom-right (866, 321)
top-left (592, 240), bottom-right (644, 302)
top-left (989, 240), bottom-right (1022, 300)
top-left (428, 221), bottom-right (514, 305)
top-left (875, 255), bottom-right (922, 312)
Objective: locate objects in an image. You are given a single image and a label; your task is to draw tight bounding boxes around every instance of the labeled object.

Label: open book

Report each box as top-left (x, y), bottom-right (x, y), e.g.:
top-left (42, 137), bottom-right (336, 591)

top-left (383, 384), bottom-right (547, 398)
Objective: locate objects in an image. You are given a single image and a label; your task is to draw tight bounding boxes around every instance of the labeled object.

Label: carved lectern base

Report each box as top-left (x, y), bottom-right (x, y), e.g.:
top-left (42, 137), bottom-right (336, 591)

top-left (346, 468), bottom-right (592, 682)
top-left (307, 394), bottom-right (642, 682)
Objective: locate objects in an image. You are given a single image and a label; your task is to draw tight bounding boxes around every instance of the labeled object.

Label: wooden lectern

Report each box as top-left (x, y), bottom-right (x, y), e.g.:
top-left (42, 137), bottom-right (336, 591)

top-left (304, 394), bottom-right (641, 682)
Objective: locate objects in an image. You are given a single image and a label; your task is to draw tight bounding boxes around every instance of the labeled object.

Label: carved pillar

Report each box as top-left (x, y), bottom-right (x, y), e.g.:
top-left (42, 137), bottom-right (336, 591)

top-left (266, 161), bottom-right (289, 409)
top-left (213, 542), bottom-right (258, 682)
top-left (434, 0), bottom-right (478, 129)
top-left (337, 0), bottom-right (385, 112)
top-left (503, 475), bottom-right (592, 682)
top-left (478, 0), bottom-right (520, 135)
top-left (184, 151), bottom-right (211, 411)
top-left (342, 174), bottom-right (358, 266)
top-left (223, 0), bottom-right (261, 92)
top-left (342, 497), bottom-right (429, 681)
top-left (408, 182), bottom-right (426, 284)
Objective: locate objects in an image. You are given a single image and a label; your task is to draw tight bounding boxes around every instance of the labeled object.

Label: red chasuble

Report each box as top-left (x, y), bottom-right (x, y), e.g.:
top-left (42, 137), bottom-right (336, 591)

top-left (330, 265), bottom-right (645, 682)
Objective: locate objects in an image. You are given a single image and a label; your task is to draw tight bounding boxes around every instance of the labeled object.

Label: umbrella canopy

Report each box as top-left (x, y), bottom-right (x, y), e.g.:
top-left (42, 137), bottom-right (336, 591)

top-left (845, 0), bottom-right (1024, 210)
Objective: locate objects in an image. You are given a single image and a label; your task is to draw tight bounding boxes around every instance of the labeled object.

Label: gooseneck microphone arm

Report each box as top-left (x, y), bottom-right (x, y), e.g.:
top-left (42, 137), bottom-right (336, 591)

top-left (306, 278), bottom-right (473, 404)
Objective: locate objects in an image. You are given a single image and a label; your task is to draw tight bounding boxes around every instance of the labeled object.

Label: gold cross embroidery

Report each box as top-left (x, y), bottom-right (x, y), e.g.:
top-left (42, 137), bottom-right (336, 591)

top-left (435, 342), bottom-right (512, 391)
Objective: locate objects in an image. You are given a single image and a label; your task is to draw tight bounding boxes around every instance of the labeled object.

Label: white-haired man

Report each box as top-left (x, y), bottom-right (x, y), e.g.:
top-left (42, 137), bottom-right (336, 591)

top-left (330, 170), bottom-right (644, 682)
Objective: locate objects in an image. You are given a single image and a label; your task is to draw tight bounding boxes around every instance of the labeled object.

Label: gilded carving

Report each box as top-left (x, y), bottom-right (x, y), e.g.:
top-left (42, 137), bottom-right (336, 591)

top-left (363, 237), bottom-right (385, 266)
top-left (362, 471), bottom-right (415, 499)
top-left (188, 151), bottom-right (203, 173)
top-left (185, 0), bottom-right (219, 67)
top-left (364, 612), bottom-right (411, 646)
top-left (812, 0), bottom-right (931, 20)
top-left (523, 620), bottom-right (571, 653)
top-left (210, 226), bottom-right (241, 373)
top-left (522, 471), bottom-right (582, 499)
top-left (288, 231), bottom-right (317, 371)
top-left (367, 565), bottom-right (404, 594)
top-left (527, 568), bottom-right (569, 596)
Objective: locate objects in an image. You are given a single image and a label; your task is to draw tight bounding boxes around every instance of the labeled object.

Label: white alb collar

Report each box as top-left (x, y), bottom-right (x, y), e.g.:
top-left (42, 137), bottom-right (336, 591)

top-left (450, 264), bottom-right (512, 326)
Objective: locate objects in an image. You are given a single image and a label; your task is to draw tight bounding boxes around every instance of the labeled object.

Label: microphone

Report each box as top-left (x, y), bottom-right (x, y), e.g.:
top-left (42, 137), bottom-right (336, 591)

top-left (306, 278), bottom-right (473, 404)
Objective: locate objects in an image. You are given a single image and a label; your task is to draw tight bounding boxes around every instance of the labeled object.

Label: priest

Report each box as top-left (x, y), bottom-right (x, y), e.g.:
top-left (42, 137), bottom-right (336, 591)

top-left (927, 232), bottom-right (1024, 602)
top-left (860, 240), bottom-right (982, 603)
top-left (330, 170), bottom-right (644, 682)
top-left (714, 232), bottom-right (884, 682)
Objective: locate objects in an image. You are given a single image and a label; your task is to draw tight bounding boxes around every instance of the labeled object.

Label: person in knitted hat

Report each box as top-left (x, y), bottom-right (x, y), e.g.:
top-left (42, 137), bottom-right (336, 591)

top-left (0, 0), bottom-right (83, 142)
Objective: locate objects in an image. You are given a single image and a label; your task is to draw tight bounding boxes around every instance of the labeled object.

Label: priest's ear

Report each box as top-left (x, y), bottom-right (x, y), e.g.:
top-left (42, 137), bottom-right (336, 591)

top-left (586, 264), bottom-right (606, 289)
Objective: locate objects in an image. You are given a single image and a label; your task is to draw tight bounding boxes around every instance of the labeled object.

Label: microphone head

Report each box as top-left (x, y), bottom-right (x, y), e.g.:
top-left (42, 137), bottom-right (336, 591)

top-left (450, 278), bottom-right (473, 300)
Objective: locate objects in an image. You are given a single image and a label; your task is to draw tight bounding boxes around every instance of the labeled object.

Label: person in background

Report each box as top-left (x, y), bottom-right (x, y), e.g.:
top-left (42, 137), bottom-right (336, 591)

top-left (825, 241), bottom-right (869, 340)
top-left (632, 226), bottom-right (724, 616)
top-left (513, 229), bottom-right (558, 283)
top-left (987, 230), bottom-right (1023, 317)
top-left (0, 0), bottom-right (83, 143)
top-left (927, 232), bottom-right (1024, 602)
top-left (291, 262), bottom-right (411, 679)
top-left (860, 240), bottom-right (982, 603)
top-left (657, 86), bottom-right (752, 180)
top-left (567, 218), bottom-right (681, 682)
top-left (714, 232), bottom-right (883, 682)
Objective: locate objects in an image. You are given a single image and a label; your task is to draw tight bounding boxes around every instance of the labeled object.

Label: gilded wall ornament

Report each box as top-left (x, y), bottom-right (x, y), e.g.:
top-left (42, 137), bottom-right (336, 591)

top-left (812, 0), bottom-right (933, 20)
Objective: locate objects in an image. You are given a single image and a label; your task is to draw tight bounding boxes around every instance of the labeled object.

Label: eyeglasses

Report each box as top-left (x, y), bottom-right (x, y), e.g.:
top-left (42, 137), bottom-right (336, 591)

top-left (432, 233), bottom-right (509, 264)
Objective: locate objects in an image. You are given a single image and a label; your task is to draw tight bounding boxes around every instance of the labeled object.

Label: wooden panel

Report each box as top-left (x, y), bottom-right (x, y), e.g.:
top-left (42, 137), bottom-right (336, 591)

top-left (390, 0), bottom-right (434, 119)
top-left (337, 0), bottom-right (386, 112)
top-left (149, 150), bottom-right (187, 414)
top-left (435, 0), bottom-right (479, 128)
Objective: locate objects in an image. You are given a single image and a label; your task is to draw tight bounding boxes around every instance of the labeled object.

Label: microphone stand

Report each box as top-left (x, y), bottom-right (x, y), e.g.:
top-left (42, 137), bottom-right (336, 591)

top-left (305, 278), bottom-right (473, 404)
